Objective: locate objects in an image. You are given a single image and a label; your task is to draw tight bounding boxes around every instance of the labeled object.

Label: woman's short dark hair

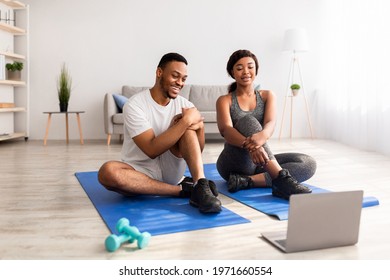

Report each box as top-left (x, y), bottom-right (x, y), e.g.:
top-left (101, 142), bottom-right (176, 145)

top-left (158, 52), bottom-right (188, 69)
top-left (226, 50), bottom-right (259, 92)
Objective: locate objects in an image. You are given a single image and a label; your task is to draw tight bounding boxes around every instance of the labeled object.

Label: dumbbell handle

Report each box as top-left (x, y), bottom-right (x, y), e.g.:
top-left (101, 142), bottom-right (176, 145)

top-left (118, 222), bottom-right (151, 249)
top-left (115, 218), bottom-right (151, 249)
top-left (117, 218), bottom-right (143, 238)
top-left (120, 225), bottom-right (141, 238)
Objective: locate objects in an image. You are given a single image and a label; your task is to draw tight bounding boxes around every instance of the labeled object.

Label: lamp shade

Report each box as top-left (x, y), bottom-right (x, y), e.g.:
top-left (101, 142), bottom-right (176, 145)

top-left (282, 28), bottom-right (309, 52)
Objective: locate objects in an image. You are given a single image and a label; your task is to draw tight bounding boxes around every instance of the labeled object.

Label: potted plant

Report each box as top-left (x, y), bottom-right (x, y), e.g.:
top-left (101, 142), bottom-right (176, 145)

top-left (57, 63), bottom-right (72, 112)
top-left (6, 61), bottom-right (23, 81)
top-left (290, 83), bottom-right (300, 96)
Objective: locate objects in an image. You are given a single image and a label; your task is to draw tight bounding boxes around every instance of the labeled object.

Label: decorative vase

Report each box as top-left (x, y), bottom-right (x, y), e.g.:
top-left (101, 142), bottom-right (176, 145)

top-left (59, 103), bottom-right (68, 112)
top-left (7, 70), bottom-right (21, 81)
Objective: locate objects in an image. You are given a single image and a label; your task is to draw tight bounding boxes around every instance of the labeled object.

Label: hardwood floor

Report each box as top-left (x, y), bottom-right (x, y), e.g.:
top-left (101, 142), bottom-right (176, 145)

top-left (0, 138), bottom-right (389, 260)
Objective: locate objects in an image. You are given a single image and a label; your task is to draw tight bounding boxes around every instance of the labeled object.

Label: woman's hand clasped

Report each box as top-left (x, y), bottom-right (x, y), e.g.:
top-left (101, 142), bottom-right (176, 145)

top-left (249, 146), bottom-right (269, 167)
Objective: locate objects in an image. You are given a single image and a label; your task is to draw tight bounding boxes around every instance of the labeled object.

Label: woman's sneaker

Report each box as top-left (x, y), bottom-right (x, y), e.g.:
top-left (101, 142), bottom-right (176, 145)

top-left (228, 174), bottom-right (254, 193)
top-left (190, 178), bottom-right (222, 213)
top-left (272, 169), bottom-right (312, 200)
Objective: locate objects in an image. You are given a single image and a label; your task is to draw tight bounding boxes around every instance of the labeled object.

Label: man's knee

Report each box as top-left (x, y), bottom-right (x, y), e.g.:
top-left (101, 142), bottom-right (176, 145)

top-left (182, 128), bottom-right (198, 138)
top-left (98, 161), bottom-right (116, 189)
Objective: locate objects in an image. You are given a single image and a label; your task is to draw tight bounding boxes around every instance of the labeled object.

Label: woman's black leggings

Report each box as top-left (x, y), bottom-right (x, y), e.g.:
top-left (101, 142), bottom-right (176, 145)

top-left (216, 115), bottom-right (317, 186)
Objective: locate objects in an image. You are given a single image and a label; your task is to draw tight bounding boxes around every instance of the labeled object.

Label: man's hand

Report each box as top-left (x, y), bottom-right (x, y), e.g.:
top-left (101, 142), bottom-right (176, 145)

top-left (170, 108), bottom-right (204, 131)
top-left (188, 120), bottom-right (204, 131)
top-left (181, 107), bottom-right (204, 127)
top-left (170, 113), bottom-right (183, 126)
top-left (171, 112), bottom-right (204, 131)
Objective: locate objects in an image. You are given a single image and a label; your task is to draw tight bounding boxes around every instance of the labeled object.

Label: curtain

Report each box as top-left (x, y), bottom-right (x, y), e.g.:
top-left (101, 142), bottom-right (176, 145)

top-left (316, 0), bottom-right (390, 155)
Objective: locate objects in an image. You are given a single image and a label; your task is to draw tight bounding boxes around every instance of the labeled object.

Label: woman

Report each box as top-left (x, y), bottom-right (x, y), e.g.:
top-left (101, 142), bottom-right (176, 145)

top-left (216, 49), bottom-right (316, 200)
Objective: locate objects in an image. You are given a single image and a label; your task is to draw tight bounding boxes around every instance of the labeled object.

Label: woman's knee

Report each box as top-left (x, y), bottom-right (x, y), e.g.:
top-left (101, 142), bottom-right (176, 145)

top-left (235, 115), bottom-right (263, 137)
top-left (303, 154), bottom-right (317, 177)
top-left (216, 156), bottom-right (230, 181)
top-left (275, 152), bottom-right (317, 181)
top-left (292, 153), bottom-right (317, 174)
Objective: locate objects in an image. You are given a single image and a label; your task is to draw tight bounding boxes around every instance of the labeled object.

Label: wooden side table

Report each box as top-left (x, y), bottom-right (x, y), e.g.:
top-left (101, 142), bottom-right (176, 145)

top-left (43, 111), bottom-right (85, 145)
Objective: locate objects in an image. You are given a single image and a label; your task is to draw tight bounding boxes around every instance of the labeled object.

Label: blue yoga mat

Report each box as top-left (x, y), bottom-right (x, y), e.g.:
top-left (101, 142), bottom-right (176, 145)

top-left (186, 163), bottom-right (380, 221)
top-left (75, 171), bottom-right (250, 236)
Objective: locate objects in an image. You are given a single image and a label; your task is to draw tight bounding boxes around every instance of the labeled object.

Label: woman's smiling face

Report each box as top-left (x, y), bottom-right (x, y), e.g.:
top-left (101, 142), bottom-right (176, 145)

top-left (232, 56), bottom-right (257, 86)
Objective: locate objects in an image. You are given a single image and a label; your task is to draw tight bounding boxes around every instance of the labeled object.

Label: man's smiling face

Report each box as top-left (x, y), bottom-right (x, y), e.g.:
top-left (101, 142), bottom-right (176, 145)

top-left (158, 61), bottom-right (188, 100)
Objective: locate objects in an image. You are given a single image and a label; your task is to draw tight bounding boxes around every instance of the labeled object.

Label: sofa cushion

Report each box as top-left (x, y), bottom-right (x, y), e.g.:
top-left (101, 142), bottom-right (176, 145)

top-left (112, 94), bottom-right (128, 113)
top-left (179, 85), bottom-right (191, 100)
top-left (189, 85), bottom-right (228, 111)
top-left (201, 111), bottom-right (217, 123)
top-left (122, 86), bottom-right (150, 98)
top-left (112, 113), bottom-right (124, 124)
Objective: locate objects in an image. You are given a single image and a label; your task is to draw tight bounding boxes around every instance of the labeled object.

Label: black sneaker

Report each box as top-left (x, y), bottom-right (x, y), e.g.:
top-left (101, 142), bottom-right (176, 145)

top-left (178, 176), bottom-right (194, 198)
top-left (228, 174), bottom-right (254, 193)
top-left (190, 178), bottom-right (222, 213)
top-left (179, 177), bottom-right (219, 198)
top-left (207, 180), bottom-right (219, 197)
top-left (272, 169), bottom-right (312, 200)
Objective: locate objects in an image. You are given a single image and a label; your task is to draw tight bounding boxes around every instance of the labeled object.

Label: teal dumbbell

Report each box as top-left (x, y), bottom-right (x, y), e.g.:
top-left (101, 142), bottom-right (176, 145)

top-left (105, 218), bottom-right (151, 252)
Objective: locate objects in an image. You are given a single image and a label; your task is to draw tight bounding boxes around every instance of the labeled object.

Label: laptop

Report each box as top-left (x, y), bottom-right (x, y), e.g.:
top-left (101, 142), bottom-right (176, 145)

top-left (261, 190), bottom-right (363, 253)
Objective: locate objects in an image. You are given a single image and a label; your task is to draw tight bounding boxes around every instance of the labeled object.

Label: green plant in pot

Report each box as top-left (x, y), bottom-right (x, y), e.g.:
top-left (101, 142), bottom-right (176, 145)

top-left (6, 61), bottom-right (23, 81)
top-left (290, 83), bottom-right (300, 96)
top-left (57, 63), bottom-right (72, 112)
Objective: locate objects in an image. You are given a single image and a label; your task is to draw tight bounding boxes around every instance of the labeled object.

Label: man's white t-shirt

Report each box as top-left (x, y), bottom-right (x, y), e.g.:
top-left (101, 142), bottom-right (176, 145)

top-left (121, 89), bottom-right (194, 176)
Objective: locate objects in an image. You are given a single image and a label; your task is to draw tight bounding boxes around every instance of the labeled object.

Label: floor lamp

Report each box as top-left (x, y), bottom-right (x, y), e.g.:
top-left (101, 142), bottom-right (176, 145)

top-left (278, 28), bottom-right (314, 139)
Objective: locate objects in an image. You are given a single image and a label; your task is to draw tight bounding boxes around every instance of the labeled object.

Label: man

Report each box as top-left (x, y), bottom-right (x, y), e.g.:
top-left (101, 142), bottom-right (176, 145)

top-left (98, 53), bottom-right (221, 213)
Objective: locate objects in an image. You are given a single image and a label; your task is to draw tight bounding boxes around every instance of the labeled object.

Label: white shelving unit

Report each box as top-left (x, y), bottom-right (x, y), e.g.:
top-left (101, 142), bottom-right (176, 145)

top-left (0, 0), bottom-right (29, 142)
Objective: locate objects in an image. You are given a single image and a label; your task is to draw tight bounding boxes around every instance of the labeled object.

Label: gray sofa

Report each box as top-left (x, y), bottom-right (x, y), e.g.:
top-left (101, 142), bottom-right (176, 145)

top-left (104, 85), bottom-right (228, 145)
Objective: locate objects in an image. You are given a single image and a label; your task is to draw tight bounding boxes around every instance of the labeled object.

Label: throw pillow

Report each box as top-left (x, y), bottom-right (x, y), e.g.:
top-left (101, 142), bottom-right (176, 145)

top-left (113, 94), bottom-right (128, 113)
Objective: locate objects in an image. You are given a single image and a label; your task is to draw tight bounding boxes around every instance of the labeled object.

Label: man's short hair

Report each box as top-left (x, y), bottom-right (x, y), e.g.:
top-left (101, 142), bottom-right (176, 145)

top-left (157, 52), bottom-right (188, 69)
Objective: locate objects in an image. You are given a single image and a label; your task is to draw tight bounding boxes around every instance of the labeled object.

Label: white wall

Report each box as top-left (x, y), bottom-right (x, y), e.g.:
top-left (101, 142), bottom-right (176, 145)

top-left (24, 0), bottom-right (322, 140)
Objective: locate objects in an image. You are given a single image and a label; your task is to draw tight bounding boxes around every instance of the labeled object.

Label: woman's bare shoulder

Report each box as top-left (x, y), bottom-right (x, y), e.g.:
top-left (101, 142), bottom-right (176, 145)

top-left (217, 92), bottom-right (232, 104)
top-left (259, 89), bottom-right (275, 101)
